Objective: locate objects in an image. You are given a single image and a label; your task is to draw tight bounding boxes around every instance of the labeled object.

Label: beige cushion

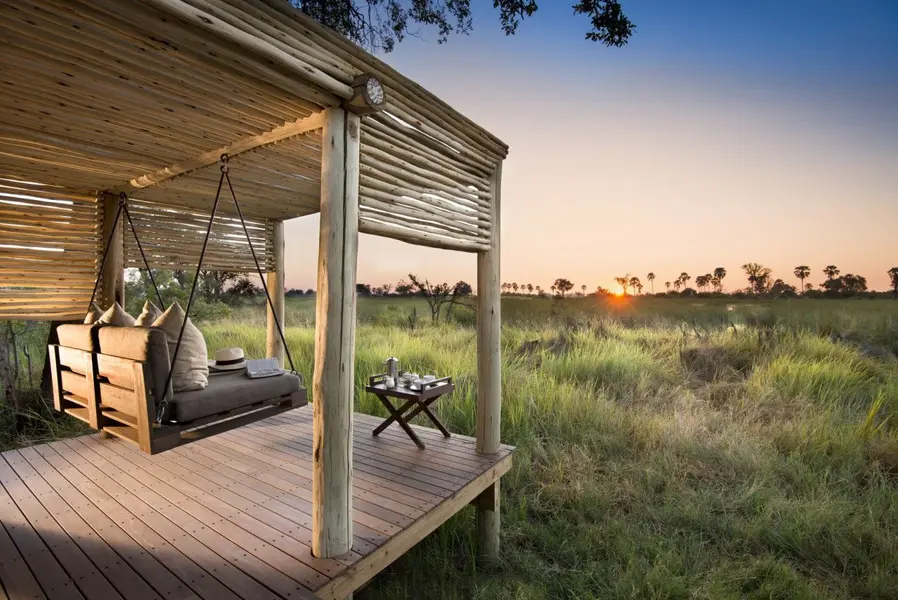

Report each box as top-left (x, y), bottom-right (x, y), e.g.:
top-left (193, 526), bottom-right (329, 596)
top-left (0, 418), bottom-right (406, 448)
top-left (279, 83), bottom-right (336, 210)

top-left (134, 300), bottom-right (163, 328)
top-left (84, 303), bottom-right (103, 324)
top-left (97, 302), bottom-right (136, 327)
top-left (96, 326), bottom-right (171, 407)
top-left (151, 302), bottom-right (208, 392)
top-left (57, 324), bottom-right (97, 352)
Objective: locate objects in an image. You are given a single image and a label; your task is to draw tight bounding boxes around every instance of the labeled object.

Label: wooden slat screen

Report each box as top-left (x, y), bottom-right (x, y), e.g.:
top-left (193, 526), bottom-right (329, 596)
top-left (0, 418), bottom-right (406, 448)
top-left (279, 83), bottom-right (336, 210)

top-left (123, 198), bottom-right (275, 272)
top-left (0, 184), bottom-right (100, 320)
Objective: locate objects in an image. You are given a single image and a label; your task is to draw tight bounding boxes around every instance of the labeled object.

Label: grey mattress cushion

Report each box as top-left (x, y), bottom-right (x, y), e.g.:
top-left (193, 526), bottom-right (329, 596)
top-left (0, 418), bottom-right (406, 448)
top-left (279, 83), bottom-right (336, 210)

top-left (168, 371), bottom-right (301, 423)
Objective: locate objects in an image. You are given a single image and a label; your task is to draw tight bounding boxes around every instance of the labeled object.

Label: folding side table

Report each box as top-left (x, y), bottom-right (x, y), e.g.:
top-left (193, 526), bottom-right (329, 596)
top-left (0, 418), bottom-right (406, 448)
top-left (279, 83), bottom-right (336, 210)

top-left (365, 375), bottom-right (454, 449)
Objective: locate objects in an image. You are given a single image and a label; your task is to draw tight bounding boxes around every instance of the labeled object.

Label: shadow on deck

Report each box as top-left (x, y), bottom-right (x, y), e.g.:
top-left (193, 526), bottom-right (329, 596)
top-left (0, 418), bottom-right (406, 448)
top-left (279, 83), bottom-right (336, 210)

top-left (0, 405), bottom-right (513, 600)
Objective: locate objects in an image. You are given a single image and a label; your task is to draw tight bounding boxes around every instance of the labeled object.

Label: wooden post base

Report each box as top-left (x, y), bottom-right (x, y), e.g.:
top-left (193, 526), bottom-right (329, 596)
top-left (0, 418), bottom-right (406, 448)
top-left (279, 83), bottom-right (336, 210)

top-left (474, 480), bottom-right (500, 566)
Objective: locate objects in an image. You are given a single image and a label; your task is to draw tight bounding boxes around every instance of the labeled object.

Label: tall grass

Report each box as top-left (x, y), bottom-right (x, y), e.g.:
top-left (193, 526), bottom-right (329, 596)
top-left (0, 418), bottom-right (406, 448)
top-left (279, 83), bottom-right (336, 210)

top-left (200, 297), bottom-right (898, 600)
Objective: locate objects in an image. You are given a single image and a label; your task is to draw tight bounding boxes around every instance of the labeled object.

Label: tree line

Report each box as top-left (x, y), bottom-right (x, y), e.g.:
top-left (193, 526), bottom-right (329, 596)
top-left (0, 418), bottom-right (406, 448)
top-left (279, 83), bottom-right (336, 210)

top-left (499, 265), bottom-right (898, 299)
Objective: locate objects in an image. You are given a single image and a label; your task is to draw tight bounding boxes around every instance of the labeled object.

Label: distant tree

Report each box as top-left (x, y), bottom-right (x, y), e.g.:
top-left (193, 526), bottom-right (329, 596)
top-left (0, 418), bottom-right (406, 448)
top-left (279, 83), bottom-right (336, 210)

top-left (581, 284), bottom-right (587, 296)
top-left (672, 279), bottom-right (682, 292)
top-left (889, 267), bottom-right (898, 298)
top-left (841, 273), bottom-right (867, 294)
top-left (527, 283), bottom-right (534, 295)
top-left (200, 270), bottom-right (238, 302)
top-left (695, 274), bottom-right (708, 292)
top-left (665, 281), bottom-right (671, 292)
top-left (395, 279), bottom-right (413, 296)
top-left (823, 265), bottom-right (840, 281)
top-left (444, 281), bottom-right (474, 321)
top-left (305, 288), bottom-right (315, 296)
top-left (646, 272), bottom-right (655, 294)
top-left (356, 283), bottom-right (372, 296)
top-left (794, 266), bottom-right (810, 294)
top-left (228, 276), bottom-right (262, 298)
top-left (408, 274), bottom-right (453, 323)
top-left (770, 278), bottom-right (797, 297)
top-left (512, 282), bottom-right (519, 294)
top-left (633, 280), bottom-right (643, 294)
top-left (381, 283), bottom-right (393, 296)
top-left (550, 284), bottom-right (556, 296)
top-left (713, 267), bottom-right (727, 292)
top-left (678, 272), bottom-right (691, 290)
top-left (628, 276), bottom-right (641, 295)
top-left (614, 276), bottom-right (630, 295)
top-left (742, 263), bottom-right (772, 295)
top-left (595, 286), bottom-right (612, 296)
top-left (553, 278), bottom-right (574, 297)
top-left (535, 285), bottom-right (542, 295)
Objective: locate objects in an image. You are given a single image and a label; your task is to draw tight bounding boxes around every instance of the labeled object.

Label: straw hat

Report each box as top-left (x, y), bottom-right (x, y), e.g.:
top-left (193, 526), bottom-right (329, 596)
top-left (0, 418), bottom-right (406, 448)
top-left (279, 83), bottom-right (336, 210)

top-left (208, 347), bottom-right (246, 371)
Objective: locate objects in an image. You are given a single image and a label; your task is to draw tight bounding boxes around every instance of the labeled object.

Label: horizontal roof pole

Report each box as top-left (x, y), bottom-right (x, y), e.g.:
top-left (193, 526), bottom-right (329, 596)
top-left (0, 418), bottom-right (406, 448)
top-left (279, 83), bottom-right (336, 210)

top-left (125, 110), bottom-right (325, 191)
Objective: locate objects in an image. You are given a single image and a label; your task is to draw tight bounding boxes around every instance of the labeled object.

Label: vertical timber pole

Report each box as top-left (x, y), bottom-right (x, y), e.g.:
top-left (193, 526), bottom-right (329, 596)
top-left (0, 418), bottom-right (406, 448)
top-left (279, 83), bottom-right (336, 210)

top-left (100, 193), bottom-right (125, 308)
top-left (475, 160), bottom-right (503, 563)
top-left (266, 220), bottom-right (286, 366)
top-left (312, 107), bottom-right (360, 559)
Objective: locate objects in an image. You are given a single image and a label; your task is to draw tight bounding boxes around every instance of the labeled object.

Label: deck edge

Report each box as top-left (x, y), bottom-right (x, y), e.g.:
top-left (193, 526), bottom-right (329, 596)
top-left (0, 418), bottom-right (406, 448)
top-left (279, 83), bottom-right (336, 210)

top-left (315, 451), bottom-right (513, 600)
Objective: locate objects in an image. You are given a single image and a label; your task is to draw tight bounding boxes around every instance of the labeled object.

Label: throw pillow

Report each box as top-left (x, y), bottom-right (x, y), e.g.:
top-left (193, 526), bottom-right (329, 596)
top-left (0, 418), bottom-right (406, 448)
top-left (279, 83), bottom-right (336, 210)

top-left (151, 302), bottom-right (209, 392)
top-left (134, 300), bottom-right (163, 327)
top-left (84, 302), bottom-right (103, 324)
top-left (96, 302), bottom-right (136, 327)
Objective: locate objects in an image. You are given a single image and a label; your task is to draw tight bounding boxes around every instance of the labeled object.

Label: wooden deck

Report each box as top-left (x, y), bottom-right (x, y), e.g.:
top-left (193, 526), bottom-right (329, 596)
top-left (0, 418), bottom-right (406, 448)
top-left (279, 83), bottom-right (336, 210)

top-left (0, 406), bottom-right (513, 600)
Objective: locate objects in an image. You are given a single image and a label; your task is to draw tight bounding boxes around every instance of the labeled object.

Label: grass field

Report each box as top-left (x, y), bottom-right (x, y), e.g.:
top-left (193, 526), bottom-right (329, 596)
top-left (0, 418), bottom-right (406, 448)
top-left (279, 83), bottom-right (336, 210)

top-left (4, 296), bottom-right (898, 598)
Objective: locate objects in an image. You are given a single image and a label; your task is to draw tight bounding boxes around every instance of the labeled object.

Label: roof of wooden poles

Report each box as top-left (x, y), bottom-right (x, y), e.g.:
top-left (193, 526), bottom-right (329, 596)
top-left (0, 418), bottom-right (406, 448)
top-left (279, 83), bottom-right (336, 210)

top-left (0, 0), bottom-right (508, 319)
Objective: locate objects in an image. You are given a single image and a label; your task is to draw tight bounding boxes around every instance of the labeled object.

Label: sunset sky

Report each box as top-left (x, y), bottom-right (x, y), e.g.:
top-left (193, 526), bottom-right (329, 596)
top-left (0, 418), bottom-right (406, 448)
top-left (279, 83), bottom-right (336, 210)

top-left (283, 0), bottom-right (898, 292)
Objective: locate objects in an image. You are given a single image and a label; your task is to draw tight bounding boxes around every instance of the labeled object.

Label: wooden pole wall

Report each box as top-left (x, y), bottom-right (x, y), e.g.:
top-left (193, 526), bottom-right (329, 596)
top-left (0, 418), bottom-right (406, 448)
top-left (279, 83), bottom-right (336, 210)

top-left (100, 194), bottom-right (125, 308)
top-left (475, 160), bottom-right (503, 561)
top-left (266, 220), bottom-right (286, 366)
top-left (312, 107), bottom-right (360, 559)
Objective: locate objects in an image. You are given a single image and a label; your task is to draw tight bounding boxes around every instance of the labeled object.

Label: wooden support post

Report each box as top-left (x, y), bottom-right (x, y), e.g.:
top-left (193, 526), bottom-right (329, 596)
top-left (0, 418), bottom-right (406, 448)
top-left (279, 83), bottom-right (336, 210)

top-left (266, 220), bottom-right (286, 366)
top-left (312, 107), bottom-right (360, 559)
top-left (100, 194), bottom-right (125, 308)
top-left (475, 160), bottom-right (503, 562)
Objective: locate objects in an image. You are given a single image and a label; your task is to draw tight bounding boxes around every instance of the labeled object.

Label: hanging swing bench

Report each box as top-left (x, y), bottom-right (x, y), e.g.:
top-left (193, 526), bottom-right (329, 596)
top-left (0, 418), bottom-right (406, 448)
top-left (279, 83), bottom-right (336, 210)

top-left (47, 156), bottom-right (307, 455)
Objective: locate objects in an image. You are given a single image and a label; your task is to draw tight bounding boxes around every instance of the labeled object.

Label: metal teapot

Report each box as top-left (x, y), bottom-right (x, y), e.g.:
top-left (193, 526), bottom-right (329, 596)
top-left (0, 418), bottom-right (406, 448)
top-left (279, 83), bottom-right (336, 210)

top-left (384, 357), bottom-right (400, 380)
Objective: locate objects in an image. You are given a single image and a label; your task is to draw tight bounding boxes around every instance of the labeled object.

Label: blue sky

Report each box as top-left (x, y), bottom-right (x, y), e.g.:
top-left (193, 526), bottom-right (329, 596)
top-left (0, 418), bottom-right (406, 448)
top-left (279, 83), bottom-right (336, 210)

top-left (284, 0), bottom-right (898, 291)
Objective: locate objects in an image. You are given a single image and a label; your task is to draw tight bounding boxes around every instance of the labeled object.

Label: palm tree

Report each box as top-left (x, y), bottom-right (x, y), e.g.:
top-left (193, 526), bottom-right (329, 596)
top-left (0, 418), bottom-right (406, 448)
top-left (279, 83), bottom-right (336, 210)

top-left (512, 282), bottom-right (518, 294)
top-left (793, 266), bottom-right (810, 293)
top-left (629, 276), bottom-right (641, 295)
top-left (742, 263), bottom-right (772, 294)
top-left (614, 276), bottom-right (630, 295)
top-left (679, 272), bottom-right (691, 290)
top-left (535, 285), bottom-right (542, 295)
top-left (823, 265), bottom-right (840, 281)
top-left (550, 284), bottom-right (556, 296)
top-left (673, 279), bottom-right (682, 292)
top-left (695, 275), bottom-right (708, 292)
top-left (713, 267), bottom-right (726, 292)
top-left (665, 281), bottom-right (671, 292)
top-left (527, 283), bottom-right (534, 295)
top-left (647, 272), bottom-right (655, 294)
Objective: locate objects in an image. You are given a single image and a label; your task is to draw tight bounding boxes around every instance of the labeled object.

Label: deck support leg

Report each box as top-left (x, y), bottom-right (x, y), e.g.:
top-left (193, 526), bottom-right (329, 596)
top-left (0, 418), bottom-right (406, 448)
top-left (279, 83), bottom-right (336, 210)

top-left (475, 160), bottom-right (503, 562)
top-left (100, 193), bottom-right (125, 308)
top-left (266, 220), bottom-right (286, 366)
top-left (313, 107), bottom-right (360, 559)
top-left (475, 481), bottom-right (500, 564)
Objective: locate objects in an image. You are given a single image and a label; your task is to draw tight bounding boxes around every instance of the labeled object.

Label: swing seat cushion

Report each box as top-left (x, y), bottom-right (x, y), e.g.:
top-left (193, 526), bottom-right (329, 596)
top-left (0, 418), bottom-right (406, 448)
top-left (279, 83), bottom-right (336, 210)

top-left (167, 370), bottom-right (302, 423)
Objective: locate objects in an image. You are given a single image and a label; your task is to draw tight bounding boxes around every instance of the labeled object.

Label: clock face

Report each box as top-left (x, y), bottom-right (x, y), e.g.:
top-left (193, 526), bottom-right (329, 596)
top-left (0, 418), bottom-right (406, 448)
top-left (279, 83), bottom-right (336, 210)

top-left (366, 78), bottom-right (385, 105)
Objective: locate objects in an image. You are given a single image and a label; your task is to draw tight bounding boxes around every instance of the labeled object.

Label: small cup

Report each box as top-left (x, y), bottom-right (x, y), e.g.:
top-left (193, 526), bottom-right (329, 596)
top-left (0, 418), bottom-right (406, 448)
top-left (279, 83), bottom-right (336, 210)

top-left (383, 376), bottom-right (395, 389)
top-left (423, 374), bottom-right (436, 382)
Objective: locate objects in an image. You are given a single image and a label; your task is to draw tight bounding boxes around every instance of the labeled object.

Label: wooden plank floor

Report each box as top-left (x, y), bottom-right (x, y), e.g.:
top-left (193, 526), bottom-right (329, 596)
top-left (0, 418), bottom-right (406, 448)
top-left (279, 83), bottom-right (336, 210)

top-left (0, 405), bottom-right (513, 600)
